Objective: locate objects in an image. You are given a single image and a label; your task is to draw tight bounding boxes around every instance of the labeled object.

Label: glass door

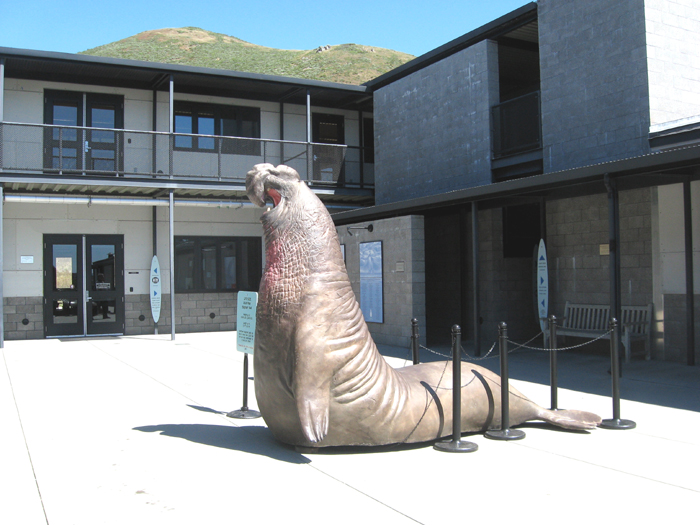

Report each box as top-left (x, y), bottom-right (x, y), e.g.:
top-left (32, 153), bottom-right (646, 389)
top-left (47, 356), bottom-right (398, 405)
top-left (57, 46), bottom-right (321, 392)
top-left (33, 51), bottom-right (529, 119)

top-left (85, 95), bottom-right (124, 174)
top-left (44, 234), bottom-right (124, 337)
top-left (86, 236), bottom-right (124, 335)
top-left (44, 235), bottom-right (83, 336)
top-left (44, 91), bottom-right (83, 172)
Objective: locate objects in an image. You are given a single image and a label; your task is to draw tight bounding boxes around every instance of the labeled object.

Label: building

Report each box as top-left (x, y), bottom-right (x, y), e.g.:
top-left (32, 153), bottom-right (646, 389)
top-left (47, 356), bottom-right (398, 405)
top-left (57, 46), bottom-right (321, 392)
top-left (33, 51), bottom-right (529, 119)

top-left (0, 49), bottom-right (374, 340)
top-left (2, 0), bottom-right (698, 364)
top-left (333, 0), bottom-right (699, 363)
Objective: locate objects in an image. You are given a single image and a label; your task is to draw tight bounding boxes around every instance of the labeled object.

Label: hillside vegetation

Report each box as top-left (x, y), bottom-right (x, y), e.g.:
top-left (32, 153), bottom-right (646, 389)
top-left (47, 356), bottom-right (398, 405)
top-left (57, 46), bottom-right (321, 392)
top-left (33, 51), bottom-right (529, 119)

top-left (80, 28), bottom-right (415, 85)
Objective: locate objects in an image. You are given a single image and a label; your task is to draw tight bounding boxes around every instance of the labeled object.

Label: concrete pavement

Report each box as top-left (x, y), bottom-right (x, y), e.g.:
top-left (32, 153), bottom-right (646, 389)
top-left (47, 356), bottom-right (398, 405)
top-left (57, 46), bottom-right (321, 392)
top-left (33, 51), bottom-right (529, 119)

top-left (2, 332), bottom-right (699, 524)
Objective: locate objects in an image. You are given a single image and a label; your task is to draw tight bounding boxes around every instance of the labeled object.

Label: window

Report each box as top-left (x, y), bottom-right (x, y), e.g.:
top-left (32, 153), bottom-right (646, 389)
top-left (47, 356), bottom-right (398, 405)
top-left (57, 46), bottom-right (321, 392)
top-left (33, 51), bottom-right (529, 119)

top-left (174, 237), bottom-right (262, 293)
top-left (502, 203), bottom-right (541, 258)
top-left (312, 113), bottom-right (345, 144)
top-left (174, 102), bottom-right (261, 155)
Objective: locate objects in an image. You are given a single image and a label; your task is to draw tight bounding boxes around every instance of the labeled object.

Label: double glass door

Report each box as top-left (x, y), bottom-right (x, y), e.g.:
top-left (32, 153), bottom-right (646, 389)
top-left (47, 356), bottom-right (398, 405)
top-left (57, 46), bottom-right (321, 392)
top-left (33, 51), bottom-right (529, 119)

top-left (44, 234), bottom-right (124, 337)
top-left (44, 90), bottom-right (124, 173)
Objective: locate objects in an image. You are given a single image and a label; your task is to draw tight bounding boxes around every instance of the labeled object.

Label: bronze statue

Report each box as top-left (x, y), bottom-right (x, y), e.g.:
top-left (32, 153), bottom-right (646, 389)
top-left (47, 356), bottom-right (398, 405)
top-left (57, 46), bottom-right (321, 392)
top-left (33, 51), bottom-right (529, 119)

top-left (246, 163), bottom-right (601, 448)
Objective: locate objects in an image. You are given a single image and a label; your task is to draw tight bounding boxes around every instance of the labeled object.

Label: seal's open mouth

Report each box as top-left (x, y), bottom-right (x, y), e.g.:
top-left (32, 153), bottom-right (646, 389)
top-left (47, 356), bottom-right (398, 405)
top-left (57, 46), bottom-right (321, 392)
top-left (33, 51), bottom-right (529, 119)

top-left (267, 188), bottom-right (281, 208)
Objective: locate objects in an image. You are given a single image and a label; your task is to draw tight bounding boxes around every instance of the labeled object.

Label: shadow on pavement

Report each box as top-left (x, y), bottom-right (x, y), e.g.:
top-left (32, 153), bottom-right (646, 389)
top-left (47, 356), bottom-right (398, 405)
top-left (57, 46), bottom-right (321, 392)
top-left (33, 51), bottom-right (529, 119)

top-left (133, 423), bottom-right (311, 464)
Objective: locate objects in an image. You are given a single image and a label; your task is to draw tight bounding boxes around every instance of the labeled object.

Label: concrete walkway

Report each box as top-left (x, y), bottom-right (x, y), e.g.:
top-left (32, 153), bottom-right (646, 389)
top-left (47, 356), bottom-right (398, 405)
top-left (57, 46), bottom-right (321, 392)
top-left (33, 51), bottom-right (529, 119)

top-left (2, 332), bottom-right (699, 524)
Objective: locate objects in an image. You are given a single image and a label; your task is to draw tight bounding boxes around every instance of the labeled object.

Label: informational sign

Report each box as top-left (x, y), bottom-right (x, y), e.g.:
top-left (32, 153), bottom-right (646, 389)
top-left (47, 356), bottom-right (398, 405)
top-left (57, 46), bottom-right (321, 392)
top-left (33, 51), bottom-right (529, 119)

top-left (237, 291), bottom-right (258, 354)
top-left (150, 256), bottom-right (162, 323)
top-left (360, 241), bottom-right (383, 323)
top-left (536, 239), bottom-right (548, 332)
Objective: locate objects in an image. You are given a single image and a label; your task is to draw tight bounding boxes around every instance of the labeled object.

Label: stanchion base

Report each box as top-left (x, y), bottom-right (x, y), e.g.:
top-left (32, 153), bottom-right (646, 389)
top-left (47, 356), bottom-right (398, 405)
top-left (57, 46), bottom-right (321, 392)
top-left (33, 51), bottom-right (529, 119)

top-left (226, 408), bottom-right (261, 419)
top-left (484, 428), bottom-right (526, 441)
top-left (600, 418), bottom-right (636, 430)
top-left (433, 439), bottom-right (478, 453)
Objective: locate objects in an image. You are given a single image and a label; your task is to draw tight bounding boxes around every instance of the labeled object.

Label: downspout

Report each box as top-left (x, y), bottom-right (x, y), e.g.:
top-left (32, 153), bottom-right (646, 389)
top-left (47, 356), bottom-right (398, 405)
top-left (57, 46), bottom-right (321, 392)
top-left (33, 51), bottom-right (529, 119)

top-left (306, 89), bottom-right (312, 180)
top-left (472, 202), bottom-right (481, 356)
top-left (169, 75), bottom-right (174, 179)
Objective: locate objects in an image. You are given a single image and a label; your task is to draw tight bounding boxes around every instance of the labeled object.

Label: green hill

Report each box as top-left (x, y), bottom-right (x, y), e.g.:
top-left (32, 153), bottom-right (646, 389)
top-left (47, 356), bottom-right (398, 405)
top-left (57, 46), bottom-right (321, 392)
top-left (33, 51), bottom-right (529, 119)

top-left (80, 27), bottom-right (415, 85)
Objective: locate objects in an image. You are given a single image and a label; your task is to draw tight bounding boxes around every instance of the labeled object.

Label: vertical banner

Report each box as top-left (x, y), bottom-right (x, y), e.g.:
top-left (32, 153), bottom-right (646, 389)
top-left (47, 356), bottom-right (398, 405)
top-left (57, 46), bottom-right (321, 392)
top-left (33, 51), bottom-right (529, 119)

top-left (237, 291), bottom-right (258, 354)
top-left (150, 255), bottom-right (162, 323)
top-left (360, 241), bottom-right (383, 323)
top-left (536, 239), bottom-right (549, 332)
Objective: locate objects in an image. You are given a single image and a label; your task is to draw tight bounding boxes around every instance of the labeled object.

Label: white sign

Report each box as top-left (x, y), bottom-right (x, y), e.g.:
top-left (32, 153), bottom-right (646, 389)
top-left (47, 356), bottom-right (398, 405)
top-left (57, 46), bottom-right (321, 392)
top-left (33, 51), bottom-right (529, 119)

top-left (150, 256), bottom-right (162, 323)
top-left (20, 255), bottom-right (34, 264)
top-left (536, 239), bottom-right (548, 332)
top-left (237, 291), bottom-right (258, 354)
top-left (360, 241), bottom-right (383, 323)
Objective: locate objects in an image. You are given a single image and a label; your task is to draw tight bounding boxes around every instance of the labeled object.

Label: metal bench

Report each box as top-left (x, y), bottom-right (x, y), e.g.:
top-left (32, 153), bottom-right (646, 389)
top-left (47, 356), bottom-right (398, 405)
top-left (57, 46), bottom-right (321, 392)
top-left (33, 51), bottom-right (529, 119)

top-left (555, 302), bottom-right (653, 362)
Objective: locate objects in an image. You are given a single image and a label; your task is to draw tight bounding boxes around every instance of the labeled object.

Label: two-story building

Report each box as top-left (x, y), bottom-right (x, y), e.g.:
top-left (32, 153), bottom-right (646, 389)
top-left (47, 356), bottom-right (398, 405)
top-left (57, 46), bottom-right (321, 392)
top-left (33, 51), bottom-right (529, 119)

top-left (0, 49), bottom-right (374, 340)
top-left (2, 0), bottom-right (698, 364)
top-left (333, 0), bottom-right (699, 364)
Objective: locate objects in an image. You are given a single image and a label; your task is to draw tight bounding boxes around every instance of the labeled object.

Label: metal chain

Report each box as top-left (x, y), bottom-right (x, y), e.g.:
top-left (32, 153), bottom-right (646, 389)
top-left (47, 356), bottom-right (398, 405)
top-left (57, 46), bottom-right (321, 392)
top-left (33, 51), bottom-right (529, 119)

top-left (506, 329), bottom-right (614, 352)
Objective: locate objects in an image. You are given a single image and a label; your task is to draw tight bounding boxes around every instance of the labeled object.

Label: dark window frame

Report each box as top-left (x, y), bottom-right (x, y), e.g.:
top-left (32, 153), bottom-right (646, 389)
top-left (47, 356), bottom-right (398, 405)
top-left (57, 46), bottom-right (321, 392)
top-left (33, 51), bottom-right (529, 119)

top-left (174, 236), bottom-right (262, 293)
top-left (173, 102), bottom-right (261, 155)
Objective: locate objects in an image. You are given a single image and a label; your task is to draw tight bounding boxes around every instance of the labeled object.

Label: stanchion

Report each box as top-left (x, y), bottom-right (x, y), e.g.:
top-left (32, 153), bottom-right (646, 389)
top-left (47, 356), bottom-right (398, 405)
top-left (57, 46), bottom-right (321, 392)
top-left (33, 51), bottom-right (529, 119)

top-left (600, 318), bottom-right (636, 429)
top-left (485, 322), bottom-right (526, 441)
top-left (434, 325), bottom-right (478, 453)
top-left (549, 315), bottom-right (559, 410)
top-left (411, 318), bottom-right (420, 365)
top-left (227, 353), bottom-right (261, 419)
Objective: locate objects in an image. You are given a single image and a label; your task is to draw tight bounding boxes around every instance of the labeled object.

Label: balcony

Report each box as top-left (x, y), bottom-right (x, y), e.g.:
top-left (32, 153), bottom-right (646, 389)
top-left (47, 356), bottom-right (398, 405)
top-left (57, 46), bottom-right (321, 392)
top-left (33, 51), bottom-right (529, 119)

top-left (491, 91), bottom-right (542, 159)
top-left (0, 122), bottom-right (375, 190)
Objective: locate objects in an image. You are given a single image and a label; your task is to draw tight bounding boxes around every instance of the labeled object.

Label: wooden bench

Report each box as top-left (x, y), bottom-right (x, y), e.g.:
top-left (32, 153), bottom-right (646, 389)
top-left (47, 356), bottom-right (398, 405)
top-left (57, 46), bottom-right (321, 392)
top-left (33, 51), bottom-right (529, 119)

top-left (553, 302), bottom-right (653, 362)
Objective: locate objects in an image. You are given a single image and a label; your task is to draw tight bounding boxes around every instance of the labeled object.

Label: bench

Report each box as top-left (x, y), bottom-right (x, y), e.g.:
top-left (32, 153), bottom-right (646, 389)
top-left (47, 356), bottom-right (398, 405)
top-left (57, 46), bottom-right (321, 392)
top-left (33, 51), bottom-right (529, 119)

top-left (553, 302), bottom-right (653, 362)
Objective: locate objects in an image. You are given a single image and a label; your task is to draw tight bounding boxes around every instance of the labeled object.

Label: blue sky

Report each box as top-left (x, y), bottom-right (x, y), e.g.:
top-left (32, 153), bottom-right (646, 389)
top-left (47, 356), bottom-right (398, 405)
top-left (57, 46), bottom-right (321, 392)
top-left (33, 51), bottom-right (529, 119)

top-left (1, 0), bottom-right (531, 58)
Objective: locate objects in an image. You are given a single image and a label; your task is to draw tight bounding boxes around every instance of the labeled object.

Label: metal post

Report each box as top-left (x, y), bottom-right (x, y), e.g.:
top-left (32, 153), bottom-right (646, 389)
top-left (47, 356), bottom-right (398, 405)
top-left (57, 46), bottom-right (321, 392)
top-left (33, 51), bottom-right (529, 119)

top-left (434, 325), bottom-right (478, 452)
top-left (601, 318), bottom-right (636, 429)
top-left (472, 203), bottom-right (481, 356)
top-left (485, 322), bottom-right (526, 440)
top-left (169, 190), bottom-right (175, 340)
top-left (227, 353), bottom-right (261, 419)
top-left (169, 75), bottom-right (174, 179)
top-left (683, 179), bottom-right (696, 366)
top-left (411, 318), bottom-right (420, 365)
top-left (306, 89), bottom-right (312, 181)
top-left (549, 315), bottom-right (559, 410)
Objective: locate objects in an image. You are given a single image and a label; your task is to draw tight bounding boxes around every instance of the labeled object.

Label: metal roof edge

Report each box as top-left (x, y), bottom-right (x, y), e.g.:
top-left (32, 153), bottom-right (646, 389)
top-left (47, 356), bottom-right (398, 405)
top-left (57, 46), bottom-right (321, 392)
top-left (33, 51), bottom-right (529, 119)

top-left (0, 46), bottom-right (370, 94)
top-left (331, 143), bottom-right (700, 224)
top-left (363, 2), bottom-right (538, 90)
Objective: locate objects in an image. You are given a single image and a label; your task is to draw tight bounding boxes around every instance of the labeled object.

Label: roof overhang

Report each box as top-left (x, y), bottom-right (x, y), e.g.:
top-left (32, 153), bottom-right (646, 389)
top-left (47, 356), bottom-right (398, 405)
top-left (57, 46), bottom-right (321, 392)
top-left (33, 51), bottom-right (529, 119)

top-left (331, 144), bottom-right (700, 224)
top-left (0, 47), bottom-right (373, 112)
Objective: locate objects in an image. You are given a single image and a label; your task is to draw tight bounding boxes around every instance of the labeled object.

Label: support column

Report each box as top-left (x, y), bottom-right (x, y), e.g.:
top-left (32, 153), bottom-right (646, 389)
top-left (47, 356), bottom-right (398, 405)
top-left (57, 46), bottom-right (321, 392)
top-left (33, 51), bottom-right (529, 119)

top-left (169, 190), bottom-right (175, 340)
top-left (306, 89), bottom-right (312, 180)
top-left (684, 179), bottom-right (696, 366)
top-left (169, 75), bottom-right (174, 179)
top-left (606, 176), bottom-right (622, 370)
top-left (472, 202), bottom-right (481, 356)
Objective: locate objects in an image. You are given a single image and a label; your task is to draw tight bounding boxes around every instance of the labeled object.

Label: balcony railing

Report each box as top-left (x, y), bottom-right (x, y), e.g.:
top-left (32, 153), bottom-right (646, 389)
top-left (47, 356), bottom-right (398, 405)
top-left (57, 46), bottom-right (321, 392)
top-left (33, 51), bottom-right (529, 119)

top-left (0, 122), bottom-right (375, 189)
top-left (491, 91), bottom-right (542, 159)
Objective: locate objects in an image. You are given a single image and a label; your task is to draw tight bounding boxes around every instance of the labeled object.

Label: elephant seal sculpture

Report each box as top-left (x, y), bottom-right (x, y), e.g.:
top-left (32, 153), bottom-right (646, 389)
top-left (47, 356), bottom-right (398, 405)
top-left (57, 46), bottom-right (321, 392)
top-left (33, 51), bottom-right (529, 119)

top-left (246, 163), bottom-right (601, 448)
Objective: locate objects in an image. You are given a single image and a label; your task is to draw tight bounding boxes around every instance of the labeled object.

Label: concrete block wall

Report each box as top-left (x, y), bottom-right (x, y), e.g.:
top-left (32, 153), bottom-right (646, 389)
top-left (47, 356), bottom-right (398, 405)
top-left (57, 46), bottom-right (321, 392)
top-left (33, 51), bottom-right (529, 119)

top-left (125, 292), bottom-right (238, 336)
top-left (337, 216), bottom-right (426, 349)
top-left (538, 0), bottom-right (650, 172)
top-left (3, 296), bottom-right (43, 340)
top-left (546, 187), bottom-right (653, 324)
top-left (373, 40), bottom-right (497, 205)
top-left (662, 294), bottom-right (700, 363)
top-left (645, 0), bottom-right (700, 128)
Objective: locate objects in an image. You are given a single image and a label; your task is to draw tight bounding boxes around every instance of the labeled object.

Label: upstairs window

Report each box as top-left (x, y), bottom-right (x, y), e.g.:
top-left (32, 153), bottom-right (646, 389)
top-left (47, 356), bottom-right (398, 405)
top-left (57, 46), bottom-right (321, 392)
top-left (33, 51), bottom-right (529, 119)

top-left (174, 102), bottom-right (261, 155)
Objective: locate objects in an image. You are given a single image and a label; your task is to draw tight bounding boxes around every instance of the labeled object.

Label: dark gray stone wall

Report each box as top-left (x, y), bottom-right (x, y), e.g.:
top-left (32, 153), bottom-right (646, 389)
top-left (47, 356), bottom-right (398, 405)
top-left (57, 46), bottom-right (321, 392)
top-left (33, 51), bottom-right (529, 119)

top-left (3, 297), bottom-right (43, 340)
top-left (538, 0), bottom-right (651, 172)
top-left (373, 40), bottom-right (497, 205)
top-left (126, 292), bottom-right (238, 335)
top-left (663, 294), bottom-right (700, 363)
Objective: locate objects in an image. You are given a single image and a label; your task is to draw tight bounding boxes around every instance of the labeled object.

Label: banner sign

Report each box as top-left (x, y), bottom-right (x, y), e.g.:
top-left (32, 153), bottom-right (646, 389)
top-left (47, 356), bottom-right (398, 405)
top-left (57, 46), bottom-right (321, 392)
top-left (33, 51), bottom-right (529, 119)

top-left (237, 291), bottom-right (258, 354)
top-left (536, 239), bottom-right (548, 332)
top-left (150, 256), bottom-right (162, 323)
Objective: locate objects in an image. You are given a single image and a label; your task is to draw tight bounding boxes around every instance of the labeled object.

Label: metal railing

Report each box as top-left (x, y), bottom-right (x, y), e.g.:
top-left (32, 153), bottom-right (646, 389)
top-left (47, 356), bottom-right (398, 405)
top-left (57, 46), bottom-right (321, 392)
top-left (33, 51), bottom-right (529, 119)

top-left (491, 91), bottom-right (542, 159)
top-left (0, 121), bottom-right (374, 189)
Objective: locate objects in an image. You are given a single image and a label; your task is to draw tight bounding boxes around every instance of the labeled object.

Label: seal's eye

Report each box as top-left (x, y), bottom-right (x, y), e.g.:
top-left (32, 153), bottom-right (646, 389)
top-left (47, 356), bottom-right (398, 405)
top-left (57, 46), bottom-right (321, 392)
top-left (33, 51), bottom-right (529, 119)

top-left (267, 188), bottom-right (282, 207)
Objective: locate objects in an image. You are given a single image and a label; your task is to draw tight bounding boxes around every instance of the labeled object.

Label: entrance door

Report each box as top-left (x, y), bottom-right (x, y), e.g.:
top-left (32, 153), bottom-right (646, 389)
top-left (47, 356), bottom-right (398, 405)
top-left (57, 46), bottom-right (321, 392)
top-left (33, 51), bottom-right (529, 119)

top-left (44, 234), bottom-right (124, 337)
top-left (44, 90), bottom-right (124, 174)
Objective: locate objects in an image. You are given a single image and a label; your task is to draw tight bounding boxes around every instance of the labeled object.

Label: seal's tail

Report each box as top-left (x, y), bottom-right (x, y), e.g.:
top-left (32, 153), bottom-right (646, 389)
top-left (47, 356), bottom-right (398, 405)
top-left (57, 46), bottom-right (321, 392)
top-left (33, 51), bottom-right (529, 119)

top-left (538, 409), bottom-right (602, 430)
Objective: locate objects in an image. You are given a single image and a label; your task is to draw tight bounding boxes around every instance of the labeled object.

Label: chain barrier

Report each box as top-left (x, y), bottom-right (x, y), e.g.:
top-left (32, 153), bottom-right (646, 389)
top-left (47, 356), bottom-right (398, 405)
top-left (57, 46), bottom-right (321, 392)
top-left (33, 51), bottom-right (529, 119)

top-left (506, 329), bottom-right (614, 353)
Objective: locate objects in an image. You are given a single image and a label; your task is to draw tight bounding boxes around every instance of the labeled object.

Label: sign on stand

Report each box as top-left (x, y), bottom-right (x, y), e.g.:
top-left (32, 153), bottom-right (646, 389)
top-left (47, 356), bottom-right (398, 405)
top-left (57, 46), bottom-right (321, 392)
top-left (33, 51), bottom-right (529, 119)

top-left (236, 291), bottom-right (258, 354)
top-left (150, 256), bottom-right (162, 324)
top-left (536, 239), bottom-right (549, 332)
top-left (228, 291), bottom-right (261, 419)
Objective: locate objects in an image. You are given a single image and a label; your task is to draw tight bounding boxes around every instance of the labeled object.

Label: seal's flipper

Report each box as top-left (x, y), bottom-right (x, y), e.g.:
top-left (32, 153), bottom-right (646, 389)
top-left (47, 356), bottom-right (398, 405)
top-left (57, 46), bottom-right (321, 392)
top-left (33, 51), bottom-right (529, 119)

top-left (539, 409), bottom-right (602, 430)
top-left (297, 395), bottom-right (330, 443)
